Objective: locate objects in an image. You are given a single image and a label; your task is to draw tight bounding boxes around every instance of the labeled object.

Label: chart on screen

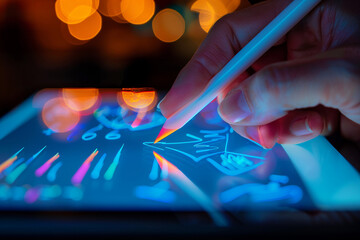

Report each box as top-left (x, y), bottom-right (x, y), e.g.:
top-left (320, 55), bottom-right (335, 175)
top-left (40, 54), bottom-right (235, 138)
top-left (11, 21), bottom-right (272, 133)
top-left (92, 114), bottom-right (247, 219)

top-left (0, 90), bottom-right (314, 213)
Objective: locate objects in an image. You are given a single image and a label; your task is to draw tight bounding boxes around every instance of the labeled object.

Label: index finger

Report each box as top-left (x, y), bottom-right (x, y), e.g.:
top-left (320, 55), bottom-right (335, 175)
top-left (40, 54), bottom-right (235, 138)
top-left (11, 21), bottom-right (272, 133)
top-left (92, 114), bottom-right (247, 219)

top-left (159, 0), bottom-right (291, 118)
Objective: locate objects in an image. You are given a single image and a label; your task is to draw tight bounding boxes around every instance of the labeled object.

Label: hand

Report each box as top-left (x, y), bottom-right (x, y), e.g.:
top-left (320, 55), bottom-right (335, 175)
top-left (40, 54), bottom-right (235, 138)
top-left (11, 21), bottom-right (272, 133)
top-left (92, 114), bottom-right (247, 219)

top-left (160, 0), bottom-right (360, 148)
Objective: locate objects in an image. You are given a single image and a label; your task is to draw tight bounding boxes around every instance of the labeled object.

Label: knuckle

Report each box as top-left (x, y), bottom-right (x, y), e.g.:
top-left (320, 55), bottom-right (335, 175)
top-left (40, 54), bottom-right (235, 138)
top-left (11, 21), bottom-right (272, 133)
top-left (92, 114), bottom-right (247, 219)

top-left (333, 59), bottom-right (360, 113)
top-left (256, 65), bottom-right (285, 102)
top-left (193, 47), bottom-right (230, 77)
top-left (328, 59), bottom-right (360, 102)
top-left (211, 14), bottom-right (232, 31)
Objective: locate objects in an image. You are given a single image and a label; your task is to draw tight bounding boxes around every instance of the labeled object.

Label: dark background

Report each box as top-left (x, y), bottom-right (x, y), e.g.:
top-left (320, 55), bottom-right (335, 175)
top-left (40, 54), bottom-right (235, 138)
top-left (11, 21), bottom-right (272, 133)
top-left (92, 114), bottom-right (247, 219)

top-left (0, 0), bottom-right (262, 118)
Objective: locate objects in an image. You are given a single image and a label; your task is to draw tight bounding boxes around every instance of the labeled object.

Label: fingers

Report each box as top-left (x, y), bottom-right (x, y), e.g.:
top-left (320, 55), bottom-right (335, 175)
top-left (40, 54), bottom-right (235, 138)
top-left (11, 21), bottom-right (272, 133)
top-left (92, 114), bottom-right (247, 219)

top-left (160, 0), bottom-right (292, 118)
top-left (231, 109), bottom-right (338, 148)
top-left (219, 47), bottom-right (360, 147)
top-left (219, 48), bottom-right (360, 127)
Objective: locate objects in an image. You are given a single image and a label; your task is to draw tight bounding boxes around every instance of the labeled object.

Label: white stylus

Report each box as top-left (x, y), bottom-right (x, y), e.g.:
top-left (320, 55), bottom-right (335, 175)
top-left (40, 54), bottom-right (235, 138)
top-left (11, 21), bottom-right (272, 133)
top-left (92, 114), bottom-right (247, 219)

top-left (155, 0), bottom-right (322, 143)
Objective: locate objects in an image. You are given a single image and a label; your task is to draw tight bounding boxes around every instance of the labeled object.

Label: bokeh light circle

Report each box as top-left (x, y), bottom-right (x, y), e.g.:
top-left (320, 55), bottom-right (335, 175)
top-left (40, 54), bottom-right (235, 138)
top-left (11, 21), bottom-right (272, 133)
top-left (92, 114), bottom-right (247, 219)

top-left (121, 0), bottom-right (155, 25)
top-left (152, 9), bottom-right (185, 43)
top-left (42, 98), bottom-right (80, 133)
top-left (55, 0), bottom-right (99, 25)
top-left (68, 11), bottom-right (102, 40)
top-left (62, 88), bottom-right (99, 112)
top-left (191, 0), bottom-right (241, 33)
top-left (98, 0), bottom-right (122, 17)
top-left (118, 89), bottom-right (156, 111)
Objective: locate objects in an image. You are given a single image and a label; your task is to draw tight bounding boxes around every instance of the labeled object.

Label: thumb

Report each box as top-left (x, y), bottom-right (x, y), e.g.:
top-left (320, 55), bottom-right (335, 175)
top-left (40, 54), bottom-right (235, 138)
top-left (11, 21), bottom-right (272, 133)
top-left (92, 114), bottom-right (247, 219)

top-left (218, 48), bottom-right (360, 127)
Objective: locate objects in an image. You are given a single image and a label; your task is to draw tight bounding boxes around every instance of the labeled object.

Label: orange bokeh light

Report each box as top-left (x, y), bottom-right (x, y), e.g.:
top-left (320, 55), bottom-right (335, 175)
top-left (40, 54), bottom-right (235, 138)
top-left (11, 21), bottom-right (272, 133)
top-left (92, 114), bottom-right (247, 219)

top-left (62, 88), bottom-right (99, 112)
top-left (152, 9), bottom-right (185, 43)
top-left (191, 0), bottom-right (241, 32)
top-left (118, 88), bottom-right (156, 111)
top-left (111, 14), bottom-right (128, 24)
top-left (55, 0), bottom-right (99, 25)
top-left (60, 22), bottom-right (89, 45)
top-left (68, 11), bottom-right (102, 40)
top-left (42, 98), bottom-right (80, 133)
top-left (224, 0), bottom-right (242, 12)
top-left (121, 0), bottom-right (155, 25)
top-left (98, 0), bottom-right (122, 17)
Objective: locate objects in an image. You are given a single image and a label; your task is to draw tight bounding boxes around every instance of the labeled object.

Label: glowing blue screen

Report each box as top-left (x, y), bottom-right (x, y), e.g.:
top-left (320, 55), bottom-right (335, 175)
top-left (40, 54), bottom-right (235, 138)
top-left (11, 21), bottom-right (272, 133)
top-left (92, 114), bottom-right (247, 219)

top-left (0, 92), bottom-right (314, 212)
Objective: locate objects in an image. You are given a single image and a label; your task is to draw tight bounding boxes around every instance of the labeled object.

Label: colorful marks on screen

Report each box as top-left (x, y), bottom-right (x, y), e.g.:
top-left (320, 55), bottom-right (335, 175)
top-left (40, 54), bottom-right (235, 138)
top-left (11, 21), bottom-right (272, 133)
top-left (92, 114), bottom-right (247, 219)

top-left (91, 153), bottom-right (106, 179)
top-left (148, 157), bottom-right (160, 181)
top-left (63, 186), bottom-right (83, 201)
top-left (207, 152), bottom-right (264, 176)
top-left (71, 149), bottom-right (99, 185)
top-left (35, 153), bottom-right (60, 177)
top-left (1, 158), bottom-right (25, 178)
top-left (131, 111), bottom-right (147, 129)
top-left (145, 127), bottom-right (266, 176)
top-left (145, 126), bottom-right (229, 160)
top-left (144, 130), bottom-right (225, 161)
top-left (153, 151), bottom-right (228, 226)
top-left (135, 154), bottom-right (173, 203)
top-left (104, 144), bottom-right (124, 181)
top-left (77, 106), bottom-right (165, 141)
top-left (0, 183), bottom-right (70, 203)
top-left (47, 162), bottom-right (63, 182)
top-left (219, 174), bottom-right (303, 204)
top-left (0, 147), bottom-right (24, 174)
top-left (24, 188), bottom-right (41, 204)
top-left (135, 181), bottom-right (175, 203)
top-left (6, 146), bottom-right (47, 184)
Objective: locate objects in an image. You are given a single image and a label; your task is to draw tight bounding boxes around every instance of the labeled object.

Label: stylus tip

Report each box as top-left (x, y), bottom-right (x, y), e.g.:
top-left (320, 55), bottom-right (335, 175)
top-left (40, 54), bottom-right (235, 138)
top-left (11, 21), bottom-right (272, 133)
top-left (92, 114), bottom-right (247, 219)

top-left (154, 127), bottom-right (177, 144)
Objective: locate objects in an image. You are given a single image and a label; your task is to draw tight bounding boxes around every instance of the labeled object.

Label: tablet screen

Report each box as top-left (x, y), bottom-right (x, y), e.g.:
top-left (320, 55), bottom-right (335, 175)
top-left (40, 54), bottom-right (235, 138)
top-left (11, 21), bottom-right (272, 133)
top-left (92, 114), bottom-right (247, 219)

top-left (0, 89), bottom-right (319, 215)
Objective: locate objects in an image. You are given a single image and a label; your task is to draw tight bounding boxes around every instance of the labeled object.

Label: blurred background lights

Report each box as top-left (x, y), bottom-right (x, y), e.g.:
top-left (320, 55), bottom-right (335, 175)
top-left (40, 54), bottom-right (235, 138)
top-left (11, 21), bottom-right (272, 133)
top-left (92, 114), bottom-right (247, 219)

top-left (62, 88), bottom-right (99, 112)
top-left (0, 0), bottom-right (253, 119)
top-left (68, 11), bottom-right (102, 40)
top-left (191, 0), bottom-right (241, 32)
top-left (52, 0), bottom-right (245, 45)
top-left (152, 9), bottom-right (185, 43)
top-left (119, 89), bottom-right (156, 111)
top-left (121, 0), bottom-right (155, 25)
top-left (55, 0), bottom-right (99, 25)
top-left (98, 0), bottom-right (122, 17)
top-left (42, 98), bottom-right (80, 133)
top-left (111, 14), bottom-right (128, 24)
top-left (60, 22), bottom-right (89, 45)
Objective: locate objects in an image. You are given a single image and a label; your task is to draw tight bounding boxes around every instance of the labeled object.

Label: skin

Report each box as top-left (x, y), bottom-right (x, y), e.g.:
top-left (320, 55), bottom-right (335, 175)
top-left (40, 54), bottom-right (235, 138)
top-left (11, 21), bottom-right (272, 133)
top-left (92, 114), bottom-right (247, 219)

top-left (160, 0), bottom-right (360, 149)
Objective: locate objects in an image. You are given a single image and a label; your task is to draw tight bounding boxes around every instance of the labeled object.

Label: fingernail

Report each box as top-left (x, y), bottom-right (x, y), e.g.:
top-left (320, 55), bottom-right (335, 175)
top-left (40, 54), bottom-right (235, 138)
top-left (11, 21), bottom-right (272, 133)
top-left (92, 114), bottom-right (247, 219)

top-left (289, 117), bottom-right (313, 136)
top-left (246, 126), bottom-right (266, 148)
top-left (219, 91), bottom-right (251, 123)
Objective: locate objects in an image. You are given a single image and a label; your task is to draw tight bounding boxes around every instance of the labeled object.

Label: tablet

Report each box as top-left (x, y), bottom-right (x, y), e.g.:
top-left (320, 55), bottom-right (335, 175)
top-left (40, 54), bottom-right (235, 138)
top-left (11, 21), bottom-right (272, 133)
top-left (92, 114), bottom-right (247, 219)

top-left (0, 89), bottom-right (360, 226)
